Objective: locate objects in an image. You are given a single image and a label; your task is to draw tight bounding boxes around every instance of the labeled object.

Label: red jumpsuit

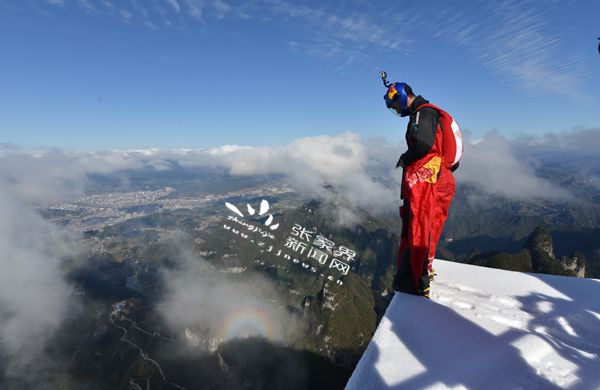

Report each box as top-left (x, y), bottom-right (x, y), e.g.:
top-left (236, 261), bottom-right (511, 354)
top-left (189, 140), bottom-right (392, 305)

top-left (428, 165), bottom-right (455, 269)
top-left (394, 99), bottom-right (461, 296)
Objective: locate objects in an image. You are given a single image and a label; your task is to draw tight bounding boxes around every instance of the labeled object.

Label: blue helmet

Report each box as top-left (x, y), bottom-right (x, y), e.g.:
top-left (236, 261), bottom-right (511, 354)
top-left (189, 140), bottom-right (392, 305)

top-left (384, 82), bottom-right (411, 117)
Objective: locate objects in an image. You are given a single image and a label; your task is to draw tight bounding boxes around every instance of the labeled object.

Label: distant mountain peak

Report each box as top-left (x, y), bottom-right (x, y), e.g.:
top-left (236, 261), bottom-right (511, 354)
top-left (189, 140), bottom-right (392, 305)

top-left (524, 225), bottom-right (586, 277)
top-left (525, 225), bottom-right (555, 259)
top-left (469, 225), bottom-right (586, 277)
top-left (561, 252), bottom-right (586, 278)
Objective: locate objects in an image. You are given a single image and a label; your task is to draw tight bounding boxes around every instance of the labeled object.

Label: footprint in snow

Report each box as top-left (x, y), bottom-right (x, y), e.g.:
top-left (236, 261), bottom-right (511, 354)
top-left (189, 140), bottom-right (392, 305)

top-left (451, 300), bottom-right (476, 310)
top-left (485, 314), bottom-right (525, 330)
top-left (435, 295), bottom-right (454, 304)
top-left (444, 283), bottom-right (491, 298)
top-left (492, 296), bottom-right (520, 309)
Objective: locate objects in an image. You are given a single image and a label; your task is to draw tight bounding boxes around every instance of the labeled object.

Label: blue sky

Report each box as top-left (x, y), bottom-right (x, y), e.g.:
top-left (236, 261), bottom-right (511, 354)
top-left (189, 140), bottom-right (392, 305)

top-left (0, 0), bottom-right (598, 150)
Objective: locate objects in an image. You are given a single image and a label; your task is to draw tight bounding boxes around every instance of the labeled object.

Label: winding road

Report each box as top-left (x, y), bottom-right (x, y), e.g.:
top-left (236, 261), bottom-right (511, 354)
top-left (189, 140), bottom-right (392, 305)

top-left (109, 302), bottom-right (188, 390)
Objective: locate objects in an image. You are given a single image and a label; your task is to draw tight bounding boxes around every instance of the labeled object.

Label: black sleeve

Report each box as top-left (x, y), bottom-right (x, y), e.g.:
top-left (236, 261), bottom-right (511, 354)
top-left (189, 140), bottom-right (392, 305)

top-left (400, 107), bottom-right (438, 166)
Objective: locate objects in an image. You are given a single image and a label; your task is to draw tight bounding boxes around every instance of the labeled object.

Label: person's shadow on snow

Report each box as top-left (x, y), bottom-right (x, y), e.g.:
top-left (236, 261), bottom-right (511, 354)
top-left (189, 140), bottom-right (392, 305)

top-left (365, 292), bottom-right (564, 389)
top-left (514, 275), bottom-right (600, 390)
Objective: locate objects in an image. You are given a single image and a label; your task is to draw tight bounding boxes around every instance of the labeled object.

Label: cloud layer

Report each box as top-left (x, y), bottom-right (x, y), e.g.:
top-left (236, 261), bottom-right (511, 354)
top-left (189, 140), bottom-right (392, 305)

top-left (2, 129), bottom-right (586, 210)
top-left (0, 186), bottom-right (80, 380)
top-left (457, 130), bottom-right (573, 201)
top-left (0, 127), bottom-right (596, 382)
top-left (202, 132), bottom-right (400, 223)
top-left (157, 242), bottom-right (299, 346)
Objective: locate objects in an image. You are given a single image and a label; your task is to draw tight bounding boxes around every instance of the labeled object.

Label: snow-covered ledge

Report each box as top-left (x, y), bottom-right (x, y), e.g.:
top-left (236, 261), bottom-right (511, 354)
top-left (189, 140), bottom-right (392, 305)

top-left (345, 260), bottom-right (600, 389)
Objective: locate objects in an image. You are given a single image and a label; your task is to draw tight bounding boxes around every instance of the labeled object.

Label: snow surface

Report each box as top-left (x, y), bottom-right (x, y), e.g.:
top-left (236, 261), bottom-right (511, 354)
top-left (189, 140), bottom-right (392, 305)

top-left (346, 260), bottom-right (600, 389)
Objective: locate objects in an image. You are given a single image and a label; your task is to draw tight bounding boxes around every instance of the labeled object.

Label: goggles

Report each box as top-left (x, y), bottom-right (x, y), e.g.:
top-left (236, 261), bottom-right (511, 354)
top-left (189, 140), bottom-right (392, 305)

top-left (384, 82), bottom-right (409, 117)
top-left (387, 100), bottom-right (403, 116)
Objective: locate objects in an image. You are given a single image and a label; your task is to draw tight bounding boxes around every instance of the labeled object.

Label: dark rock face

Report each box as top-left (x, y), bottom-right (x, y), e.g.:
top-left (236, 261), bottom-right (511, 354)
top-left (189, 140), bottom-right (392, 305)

top-left (525, 226), bottom-right (566, 275)
top-left (470, 249), bottom-right (533, 273)
top-left (469, 225), bottom-right (586, 278)
top-left (525, 225), bottom-right (555, 259)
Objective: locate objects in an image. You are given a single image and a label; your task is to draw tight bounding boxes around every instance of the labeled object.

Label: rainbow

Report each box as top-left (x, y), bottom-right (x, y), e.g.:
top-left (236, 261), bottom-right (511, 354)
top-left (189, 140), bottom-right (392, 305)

top-left (216, 305), bottom-right (281, 341)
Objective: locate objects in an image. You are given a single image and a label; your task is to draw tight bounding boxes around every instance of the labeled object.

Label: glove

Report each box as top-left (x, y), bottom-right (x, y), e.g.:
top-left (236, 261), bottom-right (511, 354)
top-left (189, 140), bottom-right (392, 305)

top-left (395, 156), bottom-right (405, 169)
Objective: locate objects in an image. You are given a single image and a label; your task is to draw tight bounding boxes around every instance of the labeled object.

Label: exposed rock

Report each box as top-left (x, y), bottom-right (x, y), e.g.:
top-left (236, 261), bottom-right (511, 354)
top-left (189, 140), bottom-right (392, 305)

top-left (525, 225), bottom-right (567, 275)
top-left (301, 295), bottom-right (313, 315)
top-left (525, 225), bottom-right (555, 259)
top-left (471, 225), bottom-right (586, 278)
top-left (561, 251), bottom-right (586, 278)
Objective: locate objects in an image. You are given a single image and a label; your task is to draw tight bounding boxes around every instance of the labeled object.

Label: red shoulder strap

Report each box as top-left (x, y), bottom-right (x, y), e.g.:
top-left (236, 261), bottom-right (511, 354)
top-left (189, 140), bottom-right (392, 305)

top-left (416, 103), bottom-right (446, 116)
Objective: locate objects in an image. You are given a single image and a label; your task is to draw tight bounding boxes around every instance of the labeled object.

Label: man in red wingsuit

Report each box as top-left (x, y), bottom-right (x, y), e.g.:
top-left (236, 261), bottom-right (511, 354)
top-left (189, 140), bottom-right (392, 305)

top-left (384, 81), bottom-right (462, 298)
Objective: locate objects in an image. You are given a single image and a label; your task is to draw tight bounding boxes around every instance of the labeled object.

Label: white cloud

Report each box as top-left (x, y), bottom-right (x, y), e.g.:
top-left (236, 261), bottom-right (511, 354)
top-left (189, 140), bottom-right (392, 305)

top-left (0, 133), bottom-right (400, 225)
top-left (287, 39), bottom-right (366, 65)
top-left (457, 130), bottom-right (572, 201)
top-left (77, 0), bottom-right (97, 12)
top-left (212, 0), bottom-right (230, 18)
top-left (0, 148), bottom-right (146, 205)
top-left (33, 0), bottom-right (590, 87)
top-left (0, 181), bottom-right (81, 381)
top-left (182, 0), bottom-right (203, 20)
top-left (0, 146), bottom-right (140, 382)
top-left (0, 129), bottom-right (583, 382)
top-left (187, 132), bottom-right (399, 225)
top-left (119, 8), bottom-right (133, 21)
top-left (100, 0), bottom-right (115, 10)
top-left (1, 129), bottom-right (581, 224)
top-left (165, 0), bottom-right (181, 13)
top-left (207, 144), bottom-right (254, 156)
top-left (520, 127), bottom-right (600, 152)
top-left (46, 0), bottom-right (65, 6)
top-left (129, 0), bottom-right (157, 29)
top-left (158, 243), bottom-right (299, 345)
top-left (259, 1), bottom-right (411, 64)
top-left (432, 0), bottom-right (588, 96)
